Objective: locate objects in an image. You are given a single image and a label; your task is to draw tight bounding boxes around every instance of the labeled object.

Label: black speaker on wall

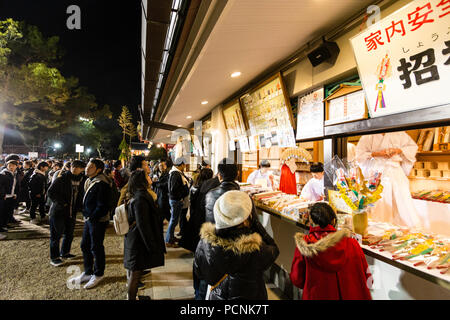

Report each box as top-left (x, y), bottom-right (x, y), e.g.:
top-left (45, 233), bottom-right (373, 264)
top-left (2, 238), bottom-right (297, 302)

top-left (307, 40), bottom-right (340, 67)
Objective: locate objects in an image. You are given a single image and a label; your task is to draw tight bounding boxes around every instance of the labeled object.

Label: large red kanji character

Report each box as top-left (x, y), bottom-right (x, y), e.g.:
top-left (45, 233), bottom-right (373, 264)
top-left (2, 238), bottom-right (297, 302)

top-left (385, 20), bottom-right (406, 43)
top-left (365, 30), bottom-right (384, 51)
top-left (408, 3), bottom-right (435, 32)
top-left (436, 0), bottom-right (450, 18)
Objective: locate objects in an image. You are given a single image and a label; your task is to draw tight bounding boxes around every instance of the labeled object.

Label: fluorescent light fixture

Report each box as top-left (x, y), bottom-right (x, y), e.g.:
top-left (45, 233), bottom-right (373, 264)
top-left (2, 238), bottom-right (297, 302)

top-left (152, 0), bottom-right (184, 111)
top-left (231, 71), bottom-right (241, 78)
top-left (201, 101), bottom-right (208, 105)
top-left (186, 116), bottom-right (192, 119)
top-left (172, 0), bottom-right (182, 10)
top-left (160, 51), bottom-right (169, 73)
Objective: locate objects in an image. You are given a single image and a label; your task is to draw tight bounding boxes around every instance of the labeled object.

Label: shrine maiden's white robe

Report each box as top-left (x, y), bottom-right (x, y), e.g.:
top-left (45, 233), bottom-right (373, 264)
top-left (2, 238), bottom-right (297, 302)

top-left (355, 132), bottom-right (422, 228)
top-left (300, 177), bottom-right (324, 201)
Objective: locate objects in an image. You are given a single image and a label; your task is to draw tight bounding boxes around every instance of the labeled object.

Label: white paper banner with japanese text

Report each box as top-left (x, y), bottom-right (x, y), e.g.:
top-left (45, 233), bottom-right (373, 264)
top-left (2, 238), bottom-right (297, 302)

top-left (296, 88), bottom-right (324, 139)
top-left (350, 0), bottom-right (450, 118)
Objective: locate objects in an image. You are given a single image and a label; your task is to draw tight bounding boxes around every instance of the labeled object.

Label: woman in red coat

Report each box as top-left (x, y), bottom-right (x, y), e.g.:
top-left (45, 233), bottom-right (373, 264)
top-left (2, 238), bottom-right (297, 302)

top-left (290, 203), bottom-right (372, 300)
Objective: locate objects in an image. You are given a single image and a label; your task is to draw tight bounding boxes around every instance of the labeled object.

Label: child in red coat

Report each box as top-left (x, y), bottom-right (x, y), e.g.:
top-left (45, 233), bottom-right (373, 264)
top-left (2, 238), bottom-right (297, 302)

top-left (290, 202), bottom-right (372, 300)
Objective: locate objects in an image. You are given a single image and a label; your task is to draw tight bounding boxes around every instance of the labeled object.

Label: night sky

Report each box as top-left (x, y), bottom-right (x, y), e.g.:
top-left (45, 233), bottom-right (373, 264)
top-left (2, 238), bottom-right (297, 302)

top-left (0, 0), bottom-right (142, 143)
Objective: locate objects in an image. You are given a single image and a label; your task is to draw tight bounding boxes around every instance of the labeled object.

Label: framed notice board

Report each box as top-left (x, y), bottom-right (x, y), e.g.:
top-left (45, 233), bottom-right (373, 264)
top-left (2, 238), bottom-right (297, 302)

top-left (222, 99), bottom-right (248, 141)
top-left (239, 72), bottom-right (294, 137)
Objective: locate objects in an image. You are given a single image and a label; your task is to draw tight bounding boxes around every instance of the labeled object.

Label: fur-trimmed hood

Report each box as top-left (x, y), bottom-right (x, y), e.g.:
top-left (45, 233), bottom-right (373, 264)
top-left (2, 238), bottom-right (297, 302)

top-left (294, 228), bottom-right (352, 272)
top-left (200, 222), bottom-right (262, 255)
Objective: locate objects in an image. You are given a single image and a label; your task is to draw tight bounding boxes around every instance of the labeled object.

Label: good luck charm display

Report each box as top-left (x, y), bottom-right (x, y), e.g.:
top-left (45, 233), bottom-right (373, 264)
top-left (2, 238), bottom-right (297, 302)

top-left (326, 155), bottom-right (384, 236)
top-left (374, 53), bottom-right (392, 112)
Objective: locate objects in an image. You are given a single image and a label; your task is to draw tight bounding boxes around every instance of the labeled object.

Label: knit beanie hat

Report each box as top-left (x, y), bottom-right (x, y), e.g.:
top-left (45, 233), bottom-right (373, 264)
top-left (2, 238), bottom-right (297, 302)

top-left (214, 191), bottom-right (253, 230)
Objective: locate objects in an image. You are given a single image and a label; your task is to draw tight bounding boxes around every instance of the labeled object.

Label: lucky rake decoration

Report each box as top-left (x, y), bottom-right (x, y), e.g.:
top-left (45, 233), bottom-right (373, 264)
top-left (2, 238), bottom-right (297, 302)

top-left (374, 53), bottom-right (392, 112)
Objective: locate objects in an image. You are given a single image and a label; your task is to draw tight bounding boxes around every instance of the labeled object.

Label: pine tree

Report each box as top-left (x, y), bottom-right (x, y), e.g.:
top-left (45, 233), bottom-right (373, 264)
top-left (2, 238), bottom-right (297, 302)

top-left (0, 19), bottom-right (111, 152)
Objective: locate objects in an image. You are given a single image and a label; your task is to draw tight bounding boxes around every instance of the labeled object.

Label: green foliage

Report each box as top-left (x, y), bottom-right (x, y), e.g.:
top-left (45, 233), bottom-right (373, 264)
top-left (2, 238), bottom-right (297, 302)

top-left (117, 106), bottom-right (137, 160)
top-left (118, 137), bottom-right (130, 161)
top-left (0, 19), bottom-right (22, 65)
top-left (0, 19), bottom-right (113, 151)
top-left (118, 106), bottom-right (136, 138)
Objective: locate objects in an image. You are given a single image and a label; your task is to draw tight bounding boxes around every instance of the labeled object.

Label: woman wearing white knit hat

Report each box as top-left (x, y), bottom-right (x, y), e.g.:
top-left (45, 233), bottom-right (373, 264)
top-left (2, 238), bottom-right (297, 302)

top-left (194, 190), bottom-right (279, 300)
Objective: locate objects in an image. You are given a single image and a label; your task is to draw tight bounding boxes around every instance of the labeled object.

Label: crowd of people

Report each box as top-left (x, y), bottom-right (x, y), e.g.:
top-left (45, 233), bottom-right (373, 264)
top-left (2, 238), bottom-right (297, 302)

top-left (0, 153), bottom-right (373, 300)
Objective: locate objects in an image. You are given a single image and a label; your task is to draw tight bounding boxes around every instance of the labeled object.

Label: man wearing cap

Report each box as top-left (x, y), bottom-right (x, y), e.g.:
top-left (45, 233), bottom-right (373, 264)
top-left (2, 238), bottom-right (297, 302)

top-left (194, 191), bottom-right (279, 300)
top-left (1, 155), bottom-right (20, 229)
top-left (166, 157), bottom-right (190, 247)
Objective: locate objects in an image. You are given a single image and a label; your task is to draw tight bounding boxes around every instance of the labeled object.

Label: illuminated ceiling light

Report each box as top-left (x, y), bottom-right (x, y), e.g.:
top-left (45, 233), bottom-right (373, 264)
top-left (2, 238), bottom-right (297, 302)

top-left (177, 125), bottom-right (182, 127)
top-left (201, 101), bottom-right (208, 105)
top-left (231, 71), bottom-right (241, 78)
top-left (186, 116), bottom-right (192, 119)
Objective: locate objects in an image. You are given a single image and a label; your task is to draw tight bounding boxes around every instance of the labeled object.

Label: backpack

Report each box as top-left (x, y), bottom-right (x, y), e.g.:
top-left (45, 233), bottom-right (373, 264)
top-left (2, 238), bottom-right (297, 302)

top-left (113, 201), bottom-right (135, 235)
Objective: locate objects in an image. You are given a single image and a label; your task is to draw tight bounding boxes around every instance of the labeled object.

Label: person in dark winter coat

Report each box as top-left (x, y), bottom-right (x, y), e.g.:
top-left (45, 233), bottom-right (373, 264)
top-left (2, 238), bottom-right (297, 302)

top-left (0, 172), bottom-right (8, 234)
top-left (117, 155), bottom-right (157, 208)
top-left (1, 155), bottom-right (22, 226)
top-left (124, 169), bottom-right (166, 300)
top-left (47, 160), bottom-right (86, 266)
top-left (113, 160), bottom-right (127, 190)
top-left (166, 157), bottom-right (190, 247)
top-left (195, 174), bottom-right (220, 226)
top-left (14, 162), bottom-right (24, 210)
top-left (194, 191), bottom-right (279, 300)
top-left (204, 158), bottom-right (240, 223)
top-left (178, 167), bottom-right (213, 300)
top-left (19, 160), bottom-right (34, 212)
top-left (69, 159), bottom-right (112, 290)
top-left (0, 160), bottom-right (21, 231)
top-left (104, 168), bottom-right (120, 220)
top-left (290, 202), bottom-right (372, 300)
top-left (152, 160), bottom-right (171, 223)
top-left (28, 161), bottom-right (49, 224)
top-left (180, 168), bottom-right (214, 252)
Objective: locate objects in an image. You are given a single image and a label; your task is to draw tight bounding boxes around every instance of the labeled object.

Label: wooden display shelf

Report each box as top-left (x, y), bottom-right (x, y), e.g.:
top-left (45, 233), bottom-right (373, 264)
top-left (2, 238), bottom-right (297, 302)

top-left (409, 177), bottom-right (450, 181)
top-left (257, 205), bottom-right (450, 287)
top-left (417, 151), bottom-right (450, 156)
top-left (255, 203), bottom-right (310, 232)
top-left (362, 245), bottom-right (450, 287)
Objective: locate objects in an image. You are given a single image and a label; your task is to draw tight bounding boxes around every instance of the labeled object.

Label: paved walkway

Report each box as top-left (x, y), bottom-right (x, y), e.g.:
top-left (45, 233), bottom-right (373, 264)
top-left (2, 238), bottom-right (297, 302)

top-left (0, 207), bottom-right (284, 300)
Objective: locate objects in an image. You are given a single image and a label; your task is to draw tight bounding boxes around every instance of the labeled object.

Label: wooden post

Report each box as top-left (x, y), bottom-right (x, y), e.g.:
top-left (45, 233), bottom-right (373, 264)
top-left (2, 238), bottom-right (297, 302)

top-left (313, 141), bottom-right (319, 162)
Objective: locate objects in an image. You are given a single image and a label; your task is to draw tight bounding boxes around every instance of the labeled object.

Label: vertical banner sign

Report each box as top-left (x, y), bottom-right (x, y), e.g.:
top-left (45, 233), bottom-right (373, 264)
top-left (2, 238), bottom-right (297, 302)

top-left (296, 88), bottom-right (324, 139)
top-left (350, 0), bottom-right (450, 118)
